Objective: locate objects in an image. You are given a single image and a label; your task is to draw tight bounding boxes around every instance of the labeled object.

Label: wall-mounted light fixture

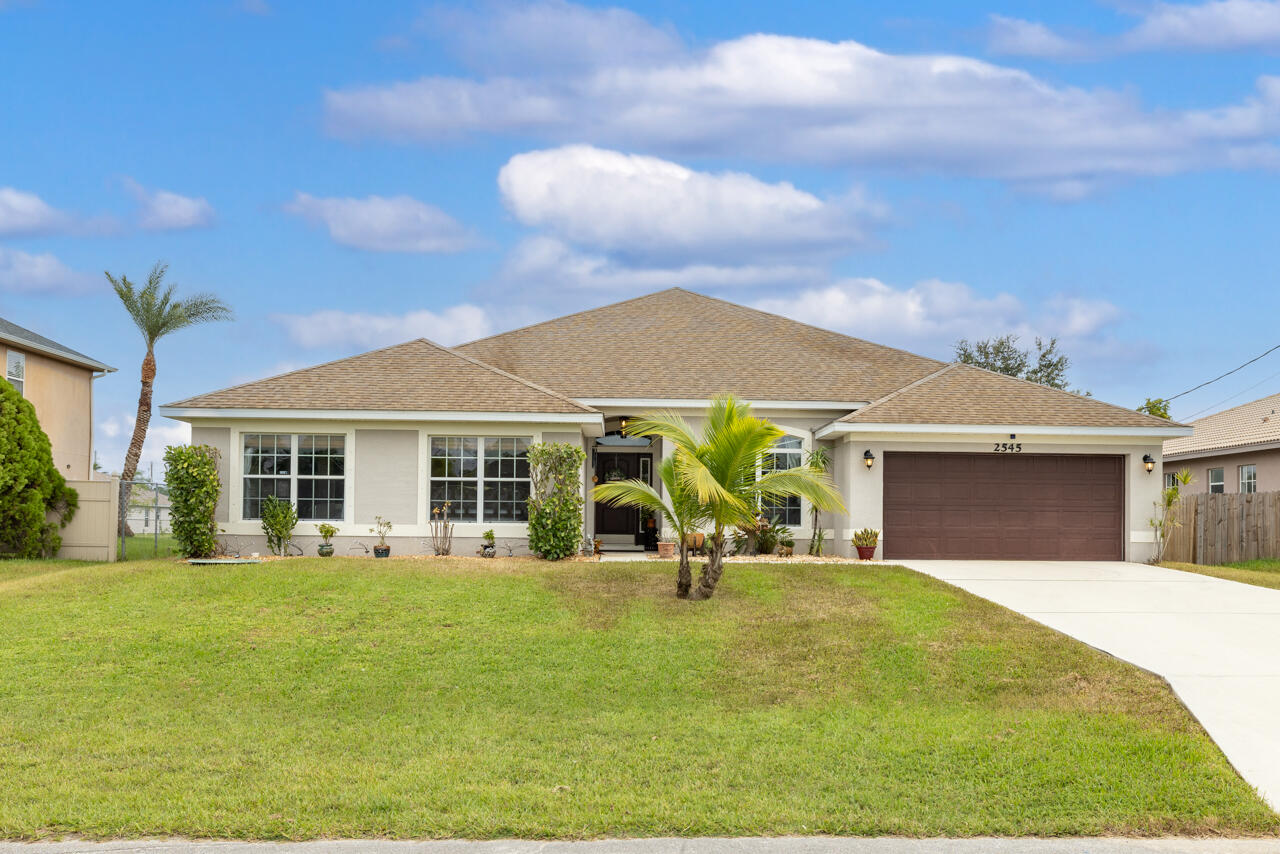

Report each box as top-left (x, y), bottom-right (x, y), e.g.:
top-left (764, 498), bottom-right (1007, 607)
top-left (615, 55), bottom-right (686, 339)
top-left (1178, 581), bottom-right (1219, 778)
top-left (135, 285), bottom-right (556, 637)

top-left (863, 450), bottom-right (876, 470)
top-left (1143, 453), bottom-right (1156, 473)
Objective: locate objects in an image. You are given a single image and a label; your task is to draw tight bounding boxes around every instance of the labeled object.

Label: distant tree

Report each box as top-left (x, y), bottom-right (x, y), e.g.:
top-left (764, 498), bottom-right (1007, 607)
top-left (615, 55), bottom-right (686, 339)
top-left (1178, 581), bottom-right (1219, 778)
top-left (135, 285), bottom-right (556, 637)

top-left (955, 334), bottom-right (1075, 391)
top-left (1138, 397), bottom-right (1171, 419)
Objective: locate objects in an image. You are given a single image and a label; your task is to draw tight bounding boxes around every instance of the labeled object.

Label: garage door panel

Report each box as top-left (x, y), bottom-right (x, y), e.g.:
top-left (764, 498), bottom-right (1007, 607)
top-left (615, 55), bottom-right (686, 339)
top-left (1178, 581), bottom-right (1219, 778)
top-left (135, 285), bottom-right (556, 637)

top-left (883, 452), bottom-right (1123, 561)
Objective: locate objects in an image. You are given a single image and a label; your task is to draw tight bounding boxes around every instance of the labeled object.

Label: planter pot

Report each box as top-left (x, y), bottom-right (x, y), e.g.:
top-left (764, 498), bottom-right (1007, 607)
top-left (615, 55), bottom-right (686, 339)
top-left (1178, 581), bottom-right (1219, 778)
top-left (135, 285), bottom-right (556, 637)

top-left (684, 532), bottom-right (705, 551)
top-left (373, 544), bottom-right (391, 558)
top-left (480, 543), bottom-right (496, 558)
top-left (778, 546), bottom-right (794, 557)
top-left (657, 541), bottom-right (676, 559)
top-left (317, 543), bottom-right (334, 558)
top-left (855, 545), bottom-right (877, 560)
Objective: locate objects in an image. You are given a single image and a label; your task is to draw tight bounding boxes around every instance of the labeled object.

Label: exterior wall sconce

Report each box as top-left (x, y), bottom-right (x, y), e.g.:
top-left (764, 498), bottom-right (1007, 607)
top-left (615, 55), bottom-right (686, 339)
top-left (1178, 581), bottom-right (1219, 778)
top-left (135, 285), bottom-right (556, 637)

top-left (864, 450), bottom-right (876, 470)
top-left (1143, 454), bottom-right (1156, 473)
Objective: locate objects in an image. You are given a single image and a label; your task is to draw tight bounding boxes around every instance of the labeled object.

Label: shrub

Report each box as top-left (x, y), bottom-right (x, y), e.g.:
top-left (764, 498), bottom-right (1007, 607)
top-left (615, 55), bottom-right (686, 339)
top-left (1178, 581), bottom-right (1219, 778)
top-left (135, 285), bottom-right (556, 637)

top-left (261, 496), bottom-right (298, 556)
top-left (526, 441), bottom-right (586, 561)
top-left (0, 380), bottom-right (77, 557)
top-left (163, 444), bottom-right (221, 558)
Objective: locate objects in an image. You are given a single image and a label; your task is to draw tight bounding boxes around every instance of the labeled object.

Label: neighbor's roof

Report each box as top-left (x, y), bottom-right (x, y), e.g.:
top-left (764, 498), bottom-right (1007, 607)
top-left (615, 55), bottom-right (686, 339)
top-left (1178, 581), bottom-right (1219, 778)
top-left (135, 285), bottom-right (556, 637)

top-left (838, 363), bottom-right (1181, 430)
top-left (164, 338), bottom-right (597, 414)
top-left (1164, 391), bottom-right (1280, 458)
top-left (0, 316), bottom-right (115, 373)
top-left (455, 288), bottom-right (945, 402)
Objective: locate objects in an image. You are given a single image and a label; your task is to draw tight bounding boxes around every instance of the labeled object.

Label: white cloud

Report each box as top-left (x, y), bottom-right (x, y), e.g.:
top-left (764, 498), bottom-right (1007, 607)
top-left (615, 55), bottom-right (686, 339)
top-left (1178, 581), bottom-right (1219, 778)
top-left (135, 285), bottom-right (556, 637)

top-left (325, 18), bottom-right (1280, 192)
top-left (125, 179), bottom-right (215, 231)
top-left (498, 145), bottom-right (882, 263)
top-left (1124, 0), bottom-right (1280, 51)
top-left (285, 192), bottom-right (476, 253)
top-left (987, 15), bottom-right (1090, 59)
top-left (0, 248), bottom-right (93, 294)
top-left (0, 187), bottom-right (71, 236)
top-left (272, 304), bottom-right (493, 349)
top-left (427, 0), bottom-right (681, 74)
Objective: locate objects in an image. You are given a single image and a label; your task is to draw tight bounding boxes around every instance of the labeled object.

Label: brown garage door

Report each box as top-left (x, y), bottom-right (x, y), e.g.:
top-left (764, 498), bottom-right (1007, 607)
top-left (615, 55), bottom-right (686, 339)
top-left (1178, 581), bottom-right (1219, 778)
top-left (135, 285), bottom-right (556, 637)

top-left (882, 452), bottom-right (1123, 560)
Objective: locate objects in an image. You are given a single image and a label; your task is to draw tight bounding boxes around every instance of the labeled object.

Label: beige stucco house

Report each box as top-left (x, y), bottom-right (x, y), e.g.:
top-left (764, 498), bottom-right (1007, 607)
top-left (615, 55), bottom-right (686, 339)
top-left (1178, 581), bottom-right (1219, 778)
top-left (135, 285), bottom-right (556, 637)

top-left (2, 317), bottom-right (115, 480)
top-left (1163, 391), bottom-right (1280, 495)
top-left (159, 289), bottom-right (1186, 561)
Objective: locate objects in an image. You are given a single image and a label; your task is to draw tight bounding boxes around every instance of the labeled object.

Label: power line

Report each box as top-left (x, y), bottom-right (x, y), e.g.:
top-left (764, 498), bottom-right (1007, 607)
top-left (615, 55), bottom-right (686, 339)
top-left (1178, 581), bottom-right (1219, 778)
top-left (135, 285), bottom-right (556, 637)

top-left (1180, 365), bottom-right (1280, 421)
top-left (1165, 343), bottom-right (1280, 402)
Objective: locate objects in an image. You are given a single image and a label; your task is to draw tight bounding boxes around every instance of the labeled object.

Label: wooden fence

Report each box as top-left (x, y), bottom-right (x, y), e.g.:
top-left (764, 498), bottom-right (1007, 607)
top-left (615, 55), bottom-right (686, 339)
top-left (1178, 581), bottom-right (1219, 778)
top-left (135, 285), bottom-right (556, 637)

top-left (1163, 490), bottom-right (1280, 565)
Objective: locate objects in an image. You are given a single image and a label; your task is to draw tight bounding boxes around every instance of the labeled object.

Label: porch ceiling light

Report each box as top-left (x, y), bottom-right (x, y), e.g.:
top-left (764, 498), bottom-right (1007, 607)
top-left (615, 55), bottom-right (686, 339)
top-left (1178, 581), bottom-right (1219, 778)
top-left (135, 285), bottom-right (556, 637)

top-left (863, 450), bottom-right (875, 470)
top-left (1143, 454), bottom-right (1156, 473)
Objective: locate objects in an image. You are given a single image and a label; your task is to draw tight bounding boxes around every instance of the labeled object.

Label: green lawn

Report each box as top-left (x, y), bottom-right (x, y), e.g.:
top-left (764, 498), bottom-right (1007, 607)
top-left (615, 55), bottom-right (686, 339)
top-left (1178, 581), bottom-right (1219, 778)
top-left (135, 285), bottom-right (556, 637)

top-left (1163, 560), bottom-right (1280, 591)
top-left (0, 556), bottom-right (1274, 839)
top-left (117, 532), bottom-right (181, 561)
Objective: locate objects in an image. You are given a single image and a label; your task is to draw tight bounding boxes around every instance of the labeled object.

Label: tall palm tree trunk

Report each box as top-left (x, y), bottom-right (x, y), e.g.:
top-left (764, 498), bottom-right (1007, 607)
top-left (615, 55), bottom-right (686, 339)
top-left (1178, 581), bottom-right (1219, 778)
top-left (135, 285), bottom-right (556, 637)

top-left (121, 348), bottom-right (156, 484)
top-left (690, 529), bottom-right (727, 600)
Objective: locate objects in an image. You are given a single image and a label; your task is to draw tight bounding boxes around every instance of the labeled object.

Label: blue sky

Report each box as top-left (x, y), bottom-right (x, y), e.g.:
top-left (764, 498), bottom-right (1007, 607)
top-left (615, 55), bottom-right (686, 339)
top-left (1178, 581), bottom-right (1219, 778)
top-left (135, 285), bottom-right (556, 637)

top-left (2, 0), bottom-right (1279, 473)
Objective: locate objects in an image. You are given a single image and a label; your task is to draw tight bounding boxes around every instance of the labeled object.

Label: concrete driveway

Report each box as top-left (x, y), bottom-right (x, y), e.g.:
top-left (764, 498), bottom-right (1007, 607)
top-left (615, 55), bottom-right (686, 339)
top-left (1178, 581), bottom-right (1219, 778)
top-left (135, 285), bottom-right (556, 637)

top-left (899, 560), bottom-right (1280, 811)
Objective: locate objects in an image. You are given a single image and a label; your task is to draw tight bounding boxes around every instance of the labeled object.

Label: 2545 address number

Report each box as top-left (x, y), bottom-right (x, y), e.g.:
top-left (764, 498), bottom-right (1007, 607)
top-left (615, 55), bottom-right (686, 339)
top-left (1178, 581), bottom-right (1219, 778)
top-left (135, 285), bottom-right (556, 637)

top-left (993, 442), bottom-right (1023, 453)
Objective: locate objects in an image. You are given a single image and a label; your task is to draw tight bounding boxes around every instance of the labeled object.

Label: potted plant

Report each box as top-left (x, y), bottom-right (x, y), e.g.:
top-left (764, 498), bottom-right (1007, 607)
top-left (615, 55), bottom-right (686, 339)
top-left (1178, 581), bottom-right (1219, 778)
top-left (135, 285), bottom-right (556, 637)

top-left (479, 528), bottom-right (496, 558)
top-left (657, 539), bottom-right (676, 559)
top-left (316, 523), bottom-right (338, 557)
top-left (852, 528), bottom-right (879, 560)
top-left (370, 516), bottom-right (392, 557)
top-left (777, 533), bottom-right (795, 557)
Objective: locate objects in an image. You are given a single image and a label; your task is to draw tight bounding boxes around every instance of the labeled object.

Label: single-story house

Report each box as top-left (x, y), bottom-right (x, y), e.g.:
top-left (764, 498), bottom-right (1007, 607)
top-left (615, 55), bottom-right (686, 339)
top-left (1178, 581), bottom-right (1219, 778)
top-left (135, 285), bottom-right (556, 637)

top-left (1163, 391), bottom-right (1280, 495)
top-left (2, 316), bottom-right (115, 480)
top-left (159, 288), bottom-right (1187, 560)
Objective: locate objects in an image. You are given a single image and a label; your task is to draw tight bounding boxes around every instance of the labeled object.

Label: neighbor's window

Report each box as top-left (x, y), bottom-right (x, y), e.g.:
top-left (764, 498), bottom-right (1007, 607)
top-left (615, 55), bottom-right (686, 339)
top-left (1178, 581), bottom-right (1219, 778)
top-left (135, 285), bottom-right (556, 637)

top-left (1164, 472), bottom-right (1178, 490)
top-left (430, 436), bottom-right (531, 523)
top-left (1208, 467), bottom-right (1225, 494)
top-left (760, 435), bottom-right (803, 527)
top-left (242, 433), bottom-right (345, 521)
top-left (1240, 464), bottom-right (1258, 494)
top-left (5, 350), bottom-right (24, 396)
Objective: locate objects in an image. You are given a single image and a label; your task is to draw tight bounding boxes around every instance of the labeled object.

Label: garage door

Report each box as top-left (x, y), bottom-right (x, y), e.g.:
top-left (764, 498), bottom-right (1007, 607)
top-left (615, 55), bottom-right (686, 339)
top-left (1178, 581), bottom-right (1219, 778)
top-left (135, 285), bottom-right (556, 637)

top-left (882, 452), bottom-right (1123, 560)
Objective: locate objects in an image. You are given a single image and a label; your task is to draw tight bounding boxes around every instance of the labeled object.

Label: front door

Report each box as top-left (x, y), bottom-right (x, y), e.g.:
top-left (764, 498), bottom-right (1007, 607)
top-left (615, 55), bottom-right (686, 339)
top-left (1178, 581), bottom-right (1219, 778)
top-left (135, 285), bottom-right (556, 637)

top-left (595, 453), bottom-right (646, 536)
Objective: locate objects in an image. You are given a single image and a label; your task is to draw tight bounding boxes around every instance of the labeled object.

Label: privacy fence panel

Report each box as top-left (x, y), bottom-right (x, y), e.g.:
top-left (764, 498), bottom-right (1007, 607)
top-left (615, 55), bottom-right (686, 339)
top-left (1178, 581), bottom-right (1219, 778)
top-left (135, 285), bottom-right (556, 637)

top-left (55, 477), bottom-right (119, 562)
top-left (1163, 490), bottom-right (1280, 565)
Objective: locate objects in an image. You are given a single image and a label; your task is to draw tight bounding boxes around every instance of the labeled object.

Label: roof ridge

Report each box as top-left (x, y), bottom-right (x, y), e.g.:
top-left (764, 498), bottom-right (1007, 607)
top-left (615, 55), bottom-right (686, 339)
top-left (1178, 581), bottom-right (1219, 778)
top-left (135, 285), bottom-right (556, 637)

top-left (457, 288), bottom-right (686, 349)
top-left (426, 339), bottom-right (598, 413)
top-left (840, 363), bottom-right (959, 421)
top-left (1186, 389), bottom-right (1280, 425)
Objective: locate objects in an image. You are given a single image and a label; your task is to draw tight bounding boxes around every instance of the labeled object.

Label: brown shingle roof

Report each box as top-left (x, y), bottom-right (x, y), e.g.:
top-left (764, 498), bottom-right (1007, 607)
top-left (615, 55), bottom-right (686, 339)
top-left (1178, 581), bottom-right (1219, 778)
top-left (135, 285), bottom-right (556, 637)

top-left (165, 338), bottom-right (596, 414)
top-left (455, 288), bottom-right (944, 402)
top-left (1164, 391), bottom-right (1280, 457)
top-left (838, 363), bottom-right (1181, 429)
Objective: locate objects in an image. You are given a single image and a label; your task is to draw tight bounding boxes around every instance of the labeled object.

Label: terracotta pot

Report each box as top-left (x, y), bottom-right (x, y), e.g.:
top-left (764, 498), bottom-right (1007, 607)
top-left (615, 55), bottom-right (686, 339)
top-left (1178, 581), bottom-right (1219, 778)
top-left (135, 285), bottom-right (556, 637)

top-left (855, 545), bottom-right (877, 560)
top-left (684, 532), bottom-right (705, 550)
top-left (373, 544), bottom-right (391, 558)
top-left (657, 541), bottom-right (676, 559)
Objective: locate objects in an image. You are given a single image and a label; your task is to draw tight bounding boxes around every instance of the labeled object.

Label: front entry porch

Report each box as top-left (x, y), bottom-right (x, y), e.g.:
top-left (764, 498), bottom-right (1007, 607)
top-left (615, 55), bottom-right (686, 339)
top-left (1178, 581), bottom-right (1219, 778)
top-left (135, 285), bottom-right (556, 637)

top-left (592, 442), bottom-right (656, 553)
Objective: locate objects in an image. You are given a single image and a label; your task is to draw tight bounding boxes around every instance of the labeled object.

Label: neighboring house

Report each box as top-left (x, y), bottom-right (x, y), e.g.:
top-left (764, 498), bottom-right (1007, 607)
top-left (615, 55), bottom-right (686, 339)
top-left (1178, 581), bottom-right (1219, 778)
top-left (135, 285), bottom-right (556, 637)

top-left (1163, 391), bottom-right (1280, 495)
top-left (1, 317), bottom-right (115, 480)
top-left (126, 485), bottom-right (172, 535)
top-left (159, 289), bottom-right (1186, 561)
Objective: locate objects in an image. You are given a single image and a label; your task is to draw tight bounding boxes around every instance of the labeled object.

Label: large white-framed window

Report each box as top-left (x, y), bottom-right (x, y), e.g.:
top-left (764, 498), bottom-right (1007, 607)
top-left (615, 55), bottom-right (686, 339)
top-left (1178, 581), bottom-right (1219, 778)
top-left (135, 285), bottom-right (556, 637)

top-left (241, 432), bottom-right (346, 521)
top-left (429, 435), bottom-right (532, 523)
top-left (1208, 467), bottom-right (1225, 494)
top-left (1240, 464), bottom-right (1258, 494)
top-left (5, 350), bottom-right (24, 396)
top-left (760, 434), bottom-right (804, 527)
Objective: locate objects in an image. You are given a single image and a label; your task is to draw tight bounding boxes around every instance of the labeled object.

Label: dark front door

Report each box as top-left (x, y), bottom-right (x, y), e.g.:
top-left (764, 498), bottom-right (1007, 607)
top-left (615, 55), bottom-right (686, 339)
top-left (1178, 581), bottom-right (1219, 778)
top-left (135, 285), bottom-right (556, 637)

top-left (595, 453), bottom-right (645, 536)
top-left (882, 452), bottom-right (1124, 561)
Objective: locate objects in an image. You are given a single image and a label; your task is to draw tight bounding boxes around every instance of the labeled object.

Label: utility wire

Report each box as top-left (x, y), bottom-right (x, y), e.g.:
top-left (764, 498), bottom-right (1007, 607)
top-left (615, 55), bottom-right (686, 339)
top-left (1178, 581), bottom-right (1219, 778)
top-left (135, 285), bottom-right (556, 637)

top-left (1181, 365), bottom-right (1280, 421)
top-left (1165, 343), bottom-right (1280, 402)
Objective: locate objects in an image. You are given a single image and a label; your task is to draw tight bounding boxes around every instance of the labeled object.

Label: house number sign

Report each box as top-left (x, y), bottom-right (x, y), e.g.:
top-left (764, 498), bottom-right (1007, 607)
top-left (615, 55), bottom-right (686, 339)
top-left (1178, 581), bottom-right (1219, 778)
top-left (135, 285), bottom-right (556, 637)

top-left (992, 442), bottom-right (1023, 453)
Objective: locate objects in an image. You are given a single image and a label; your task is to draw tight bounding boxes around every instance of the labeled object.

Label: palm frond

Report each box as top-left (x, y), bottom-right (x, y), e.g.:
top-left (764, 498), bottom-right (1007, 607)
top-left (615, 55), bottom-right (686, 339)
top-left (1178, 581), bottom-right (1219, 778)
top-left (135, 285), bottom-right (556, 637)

top-left (106, 262), bottom-right (233, 349)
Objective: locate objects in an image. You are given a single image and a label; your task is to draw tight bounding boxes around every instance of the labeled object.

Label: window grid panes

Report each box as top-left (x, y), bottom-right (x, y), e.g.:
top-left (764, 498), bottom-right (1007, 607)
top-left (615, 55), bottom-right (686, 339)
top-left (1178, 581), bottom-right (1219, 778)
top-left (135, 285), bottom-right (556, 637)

top-left (483, 438), bottom-right (531, 522)
top-left (242, 433), bottom-right (346, 521)
top-left (5, 350), bottom-right (24, 396)
top-left (761, 435), bottom-right (803, 527)
top-left (431, 436), bottom-right (532, 523)
top-left (1240, 464), bottom-right (1257, 494)
top-left (430, 437), bottom-right (479, 522)
top-left (1208, 467), bottom-right (1225, 494)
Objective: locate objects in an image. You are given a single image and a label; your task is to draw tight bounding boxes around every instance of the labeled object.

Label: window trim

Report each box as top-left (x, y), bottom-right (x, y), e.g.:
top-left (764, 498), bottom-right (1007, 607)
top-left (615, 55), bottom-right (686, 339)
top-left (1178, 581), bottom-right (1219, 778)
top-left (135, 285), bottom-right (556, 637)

top-left (428, 434), bottom-right (533, 525)
top-left (1240, 463), bottom-right (1258, 495)
top-left (239, 431), bottom-right (349, 523)
top-left (757, 431), bottom-right (809, 529)
top-left (5, 349), bottom-right (25, 396)
top-left (1208, 467), bottom-right (1225, 494)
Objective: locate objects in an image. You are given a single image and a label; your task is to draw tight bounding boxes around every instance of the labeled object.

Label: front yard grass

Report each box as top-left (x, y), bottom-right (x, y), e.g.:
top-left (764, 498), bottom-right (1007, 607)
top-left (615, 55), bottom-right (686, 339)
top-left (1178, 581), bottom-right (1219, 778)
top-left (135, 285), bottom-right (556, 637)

top-left (1162, 560), bottom-right (1280, 591)
top-left (0, 557), bottom-right (1274, 839)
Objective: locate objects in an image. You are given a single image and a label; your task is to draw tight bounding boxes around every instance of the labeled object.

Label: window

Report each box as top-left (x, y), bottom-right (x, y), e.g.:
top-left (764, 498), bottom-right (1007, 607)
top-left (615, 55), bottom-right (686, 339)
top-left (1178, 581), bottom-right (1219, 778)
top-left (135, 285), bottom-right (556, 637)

top-left (5, 350), bottom-right (24, 396)
top-left (761, 435), bottom-right (803, 526)
top-left (1240, 464), bottom-right (1257, 494)
top-left (242, 433), bottom-right (345, 520)
top-left (1208, 467), bottom-right (1225, 494)
top-left (1164, 472), bottom-right (1178, 490)
top-left (430, 436), bottom-right (531, 523)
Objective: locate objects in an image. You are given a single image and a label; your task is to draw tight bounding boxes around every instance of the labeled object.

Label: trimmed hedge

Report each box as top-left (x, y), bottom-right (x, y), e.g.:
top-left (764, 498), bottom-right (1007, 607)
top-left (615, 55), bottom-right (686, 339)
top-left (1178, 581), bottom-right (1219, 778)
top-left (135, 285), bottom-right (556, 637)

top-left (0, 379), bottom-right (77, 557)
top-left (526, 441), bottom-right (586, 561)
top-left (163, 444), bottom-right (221, 558)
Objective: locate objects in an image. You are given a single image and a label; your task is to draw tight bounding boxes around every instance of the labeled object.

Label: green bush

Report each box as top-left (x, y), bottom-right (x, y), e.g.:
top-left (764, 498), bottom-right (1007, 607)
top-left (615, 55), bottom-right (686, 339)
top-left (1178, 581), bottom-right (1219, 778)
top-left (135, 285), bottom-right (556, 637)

top-left (526, 441), bottom-right (586, 561)
top-left (0, 380), bottom-right (77, 557)
top-left (163, 444), bottom-right (221, 558)
top-left (261, 496), bottom-right (298, 556)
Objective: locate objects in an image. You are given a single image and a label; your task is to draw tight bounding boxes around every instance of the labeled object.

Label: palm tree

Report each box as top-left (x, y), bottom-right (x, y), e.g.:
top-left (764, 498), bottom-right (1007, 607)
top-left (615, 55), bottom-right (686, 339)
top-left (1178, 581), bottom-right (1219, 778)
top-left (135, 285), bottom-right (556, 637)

top-left (805, 446), bottom-right (831, 555)
top-left (593, 455), bottom-right (708, 598)
top-left (107, 262), bottom-right (232, 490)
top-left (621, 396), bottom-right (845, 600)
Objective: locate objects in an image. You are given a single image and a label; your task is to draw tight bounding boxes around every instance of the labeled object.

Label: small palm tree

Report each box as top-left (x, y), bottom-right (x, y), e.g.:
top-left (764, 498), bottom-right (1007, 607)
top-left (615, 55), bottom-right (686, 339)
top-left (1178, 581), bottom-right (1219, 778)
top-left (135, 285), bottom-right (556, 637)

top-left (805, 446), bottom-right (831, 555)
top-left (594, 455), bottom-right (708, 598)
top-left (107, 262), bottom-right (232, 488)
top-left (622, 396), bottom-right (845, 600)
